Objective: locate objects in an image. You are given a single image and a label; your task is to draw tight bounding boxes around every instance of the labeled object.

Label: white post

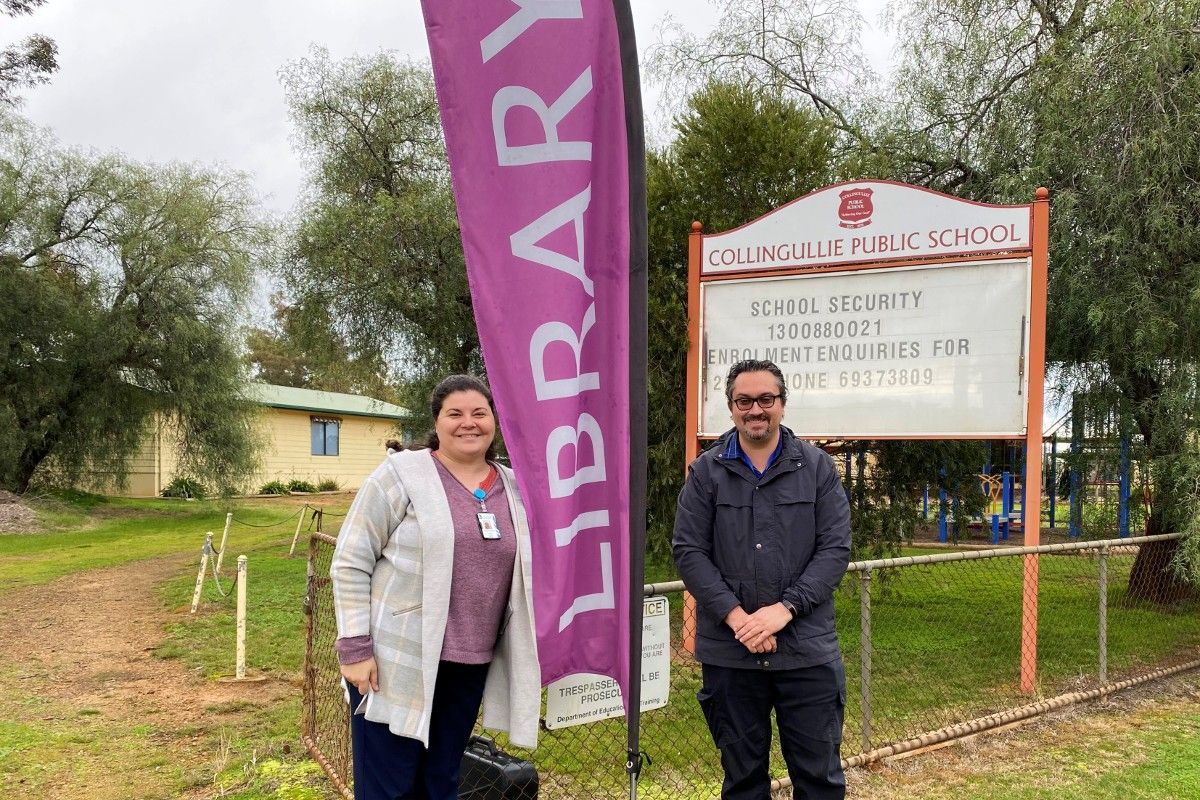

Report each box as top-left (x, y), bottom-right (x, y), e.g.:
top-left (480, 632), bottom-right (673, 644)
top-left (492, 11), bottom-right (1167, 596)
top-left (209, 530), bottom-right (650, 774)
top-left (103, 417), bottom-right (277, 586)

top-left (288, 505), bottom-right (307, 557)
top-left (215, 512), bottom-right (232, 575)
top-left (236, 555), bottom-right (248, 679)
top-left (190, 532), bottom-right (214, 614)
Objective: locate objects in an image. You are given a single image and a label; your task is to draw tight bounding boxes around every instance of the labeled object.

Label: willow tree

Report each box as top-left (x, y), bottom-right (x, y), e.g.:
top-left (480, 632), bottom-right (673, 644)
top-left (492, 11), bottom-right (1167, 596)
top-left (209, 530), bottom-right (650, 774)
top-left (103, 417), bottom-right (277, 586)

top-left (243, 295), bottom-right (398, 403)
top-left (0, 114), bottom-right (266, 494)
top-left (891, 0), bottom-right (1200, 595)
top-left (1030, 2), bottom-right (1200, 595)
top-left (0, 0), bottom-right (57, 106)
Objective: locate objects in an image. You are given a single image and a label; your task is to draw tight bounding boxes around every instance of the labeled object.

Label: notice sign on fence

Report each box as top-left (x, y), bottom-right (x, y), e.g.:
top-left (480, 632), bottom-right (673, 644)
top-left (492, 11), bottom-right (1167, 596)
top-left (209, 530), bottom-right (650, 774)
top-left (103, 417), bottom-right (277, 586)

top-left (544, 597), bottom-right (670, 729)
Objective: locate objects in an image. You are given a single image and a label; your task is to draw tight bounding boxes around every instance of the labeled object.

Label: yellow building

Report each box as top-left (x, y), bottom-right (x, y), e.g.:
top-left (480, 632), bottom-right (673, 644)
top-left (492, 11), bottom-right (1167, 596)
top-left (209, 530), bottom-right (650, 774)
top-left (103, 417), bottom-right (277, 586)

top-left (117, 384), bottom-right (410, 497)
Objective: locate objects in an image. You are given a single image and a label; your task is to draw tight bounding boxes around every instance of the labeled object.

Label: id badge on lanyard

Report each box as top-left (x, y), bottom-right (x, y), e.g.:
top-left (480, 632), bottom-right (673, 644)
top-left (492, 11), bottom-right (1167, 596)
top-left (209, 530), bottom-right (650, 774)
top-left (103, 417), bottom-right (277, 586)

top-left (477, 512), bottom-right (501, 539)
top-left (473, 470), bottom-right (501, 539)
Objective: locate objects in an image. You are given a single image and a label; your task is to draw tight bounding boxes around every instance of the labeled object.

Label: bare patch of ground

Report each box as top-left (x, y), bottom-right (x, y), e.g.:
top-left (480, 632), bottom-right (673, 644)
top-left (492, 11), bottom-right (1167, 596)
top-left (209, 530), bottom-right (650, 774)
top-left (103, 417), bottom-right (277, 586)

top-left (0, 490), bottom-right (39, 534)
top-left (0, 555), bottom-right (297, 800)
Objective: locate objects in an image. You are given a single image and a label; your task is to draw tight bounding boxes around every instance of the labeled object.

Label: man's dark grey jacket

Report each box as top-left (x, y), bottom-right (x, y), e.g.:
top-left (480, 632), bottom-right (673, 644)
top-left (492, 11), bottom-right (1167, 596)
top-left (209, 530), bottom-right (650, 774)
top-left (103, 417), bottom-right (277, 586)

top-left (673, 426), bottom-right (851, 670)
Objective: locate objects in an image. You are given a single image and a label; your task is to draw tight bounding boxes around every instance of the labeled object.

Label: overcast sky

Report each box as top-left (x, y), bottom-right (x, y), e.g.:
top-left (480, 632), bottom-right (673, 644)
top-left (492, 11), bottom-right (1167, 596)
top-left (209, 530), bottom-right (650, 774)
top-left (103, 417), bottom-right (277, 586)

top-left (3, 0), bottom-right (893, 217)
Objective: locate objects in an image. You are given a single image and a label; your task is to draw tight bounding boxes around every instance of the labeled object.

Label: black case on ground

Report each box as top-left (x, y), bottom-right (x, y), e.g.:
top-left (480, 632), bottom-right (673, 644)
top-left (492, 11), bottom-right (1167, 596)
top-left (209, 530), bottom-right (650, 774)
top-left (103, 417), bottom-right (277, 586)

top-left (458, 735), bottom-right (539, 799)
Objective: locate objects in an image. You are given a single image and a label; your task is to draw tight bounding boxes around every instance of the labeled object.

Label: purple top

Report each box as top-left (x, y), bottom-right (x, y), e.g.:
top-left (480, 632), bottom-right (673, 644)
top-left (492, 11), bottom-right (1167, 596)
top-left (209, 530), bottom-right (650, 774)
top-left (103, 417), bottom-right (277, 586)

top-left (435, 458), bottom-right (517, 663)
top-left (335, 458), bottom-right (517, 667)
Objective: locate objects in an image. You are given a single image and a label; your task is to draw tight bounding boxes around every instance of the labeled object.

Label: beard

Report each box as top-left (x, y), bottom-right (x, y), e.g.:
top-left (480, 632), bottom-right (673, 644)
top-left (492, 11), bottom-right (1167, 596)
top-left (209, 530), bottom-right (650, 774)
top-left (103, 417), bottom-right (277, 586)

top-left (740, 414), bottom-right (774, 442)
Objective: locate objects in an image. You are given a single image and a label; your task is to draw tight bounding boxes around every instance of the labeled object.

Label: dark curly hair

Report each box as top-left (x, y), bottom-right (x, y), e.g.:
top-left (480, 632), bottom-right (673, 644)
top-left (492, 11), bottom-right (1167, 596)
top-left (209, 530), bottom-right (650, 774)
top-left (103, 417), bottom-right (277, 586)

top-left (724, 359), bottom-right (787, 406)
top-left (425, 374), bottom-right (498, 461)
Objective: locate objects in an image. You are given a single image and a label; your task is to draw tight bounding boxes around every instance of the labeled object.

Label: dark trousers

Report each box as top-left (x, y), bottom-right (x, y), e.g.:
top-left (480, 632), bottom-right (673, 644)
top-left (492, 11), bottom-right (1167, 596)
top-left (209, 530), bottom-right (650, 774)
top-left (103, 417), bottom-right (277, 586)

top-left (347, 660), bottom-right (490, 800)
top-left (698, 660), bottom-right (846, 800)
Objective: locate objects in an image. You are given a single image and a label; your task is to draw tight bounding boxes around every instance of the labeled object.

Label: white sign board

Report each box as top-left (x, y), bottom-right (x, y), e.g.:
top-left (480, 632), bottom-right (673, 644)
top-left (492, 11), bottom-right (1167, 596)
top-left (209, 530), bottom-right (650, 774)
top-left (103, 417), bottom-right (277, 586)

top-left (544, 596), bottom-right (670, 729)
top-left (700, 259), bottom-right (1031, 438)
top-left (702, 181), bottom-right (1032, 275)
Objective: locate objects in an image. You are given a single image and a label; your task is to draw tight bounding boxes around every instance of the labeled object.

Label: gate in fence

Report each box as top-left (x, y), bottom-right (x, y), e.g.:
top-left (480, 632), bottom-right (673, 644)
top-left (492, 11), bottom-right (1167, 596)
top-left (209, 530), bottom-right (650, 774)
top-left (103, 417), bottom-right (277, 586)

top-left (303, 531), bottom-right (1200, 799)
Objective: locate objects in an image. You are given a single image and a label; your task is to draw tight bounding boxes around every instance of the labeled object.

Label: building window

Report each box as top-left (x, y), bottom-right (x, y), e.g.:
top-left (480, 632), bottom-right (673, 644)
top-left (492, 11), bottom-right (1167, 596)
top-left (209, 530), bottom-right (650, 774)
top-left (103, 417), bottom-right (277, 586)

top-left (311, 417), bottom-right (340, 456)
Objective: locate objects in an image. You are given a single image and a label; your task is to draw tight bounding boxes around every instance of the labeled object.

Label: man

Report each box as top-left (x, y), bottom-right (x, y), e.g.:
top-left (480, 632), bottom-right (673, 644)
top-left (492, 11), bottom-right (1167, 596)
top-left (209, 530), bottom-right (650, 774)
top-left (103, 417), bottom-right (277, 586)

top-left (673, 359), bottom-right (851, 800)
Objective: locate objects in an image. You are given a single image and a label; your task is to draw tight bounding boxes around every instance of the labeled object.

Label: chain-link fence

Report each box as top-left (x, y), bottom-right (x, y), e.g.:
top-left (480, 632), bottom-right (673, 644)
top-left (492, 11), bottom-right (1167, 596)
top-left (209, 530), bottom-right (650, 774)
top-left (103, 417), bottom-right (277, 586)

top-left (304, 532), bottom-right (1200, 799)
top-left (303, 533), bottom-right (354, 800)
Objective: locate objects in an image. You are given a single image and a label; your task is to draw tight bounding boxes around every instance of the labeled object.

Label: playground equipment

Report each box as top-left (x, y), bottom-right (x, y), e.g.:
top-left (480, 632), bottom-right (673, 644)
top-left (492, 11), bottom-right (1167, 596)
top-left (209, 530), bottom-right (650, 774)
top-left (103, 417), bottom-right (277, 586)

top-left (920, 399), bottom-right (1145, 543)
top-left (917, 443), bottom-right (1028, 545)
top-left (1045, 398), bottom-right (1141, 539)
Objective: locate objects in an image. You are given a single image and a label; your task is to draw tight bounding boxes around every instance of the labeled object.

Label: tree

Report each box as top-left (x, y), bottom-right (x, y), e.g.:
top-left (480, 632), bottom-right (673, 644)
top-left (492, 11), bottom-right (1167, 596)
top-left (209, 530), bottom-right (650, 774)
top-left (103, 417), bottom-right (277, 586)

top-left (0, 113), bottom-right (268, 494)
top-left (648, 1), bottom-right (1200, 588)
top-left (279, 48), bottom-right (476, 433)
top-left (881, 0), bottom-right (1200, 593)
top-left (647, 0), bottom-right (881, 161)
top-left (244, 294), bottom-right (399, 402)
top-left (1026, 2), bottom-right (1200, 595)
top-left (1, 0), bottom-right (57, 106)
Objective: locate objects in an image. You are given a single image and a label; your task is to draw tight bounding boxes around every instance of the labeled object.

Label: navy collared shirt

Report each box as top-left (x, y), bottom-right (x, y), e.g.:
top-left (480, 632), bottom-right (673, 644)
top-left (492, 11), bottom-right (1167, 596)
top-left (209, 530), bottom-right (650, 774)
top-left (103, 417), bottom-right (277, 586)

top-left (722, 432), bottom-right (784, 478)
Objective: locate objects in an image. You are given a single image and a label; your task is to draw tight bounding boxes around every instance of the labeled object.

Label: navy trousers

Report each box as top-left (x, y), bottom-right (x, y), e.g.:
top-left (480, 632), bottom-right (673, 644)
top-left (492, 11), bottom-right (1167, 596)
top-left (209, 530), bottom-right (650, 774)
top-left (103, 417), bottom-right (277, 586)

top-left (698, 659), bottom-right (846, 800)
top-left (347, 660), bottom-right (490, 800)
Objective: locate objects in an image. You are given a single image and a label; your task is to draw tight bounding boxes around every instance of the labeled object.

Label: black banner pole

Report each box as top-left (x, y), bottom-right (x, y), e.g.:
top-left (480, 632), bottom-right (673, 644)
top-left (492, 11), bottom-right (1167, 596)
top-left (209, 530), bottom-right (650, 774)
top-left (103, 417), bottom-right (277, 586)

top-left (613, 1), bottom-right (648, 798)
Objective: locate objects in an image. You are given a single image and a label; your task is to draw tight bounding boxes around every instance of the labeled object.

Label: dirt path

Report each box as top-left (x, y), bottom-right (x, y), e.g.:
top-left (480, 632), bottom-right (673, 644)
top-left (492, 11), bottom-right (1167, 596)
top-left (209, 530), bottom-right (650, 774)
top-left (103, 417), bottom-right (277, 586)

top-left (0, 555), bottom-right (295, 800)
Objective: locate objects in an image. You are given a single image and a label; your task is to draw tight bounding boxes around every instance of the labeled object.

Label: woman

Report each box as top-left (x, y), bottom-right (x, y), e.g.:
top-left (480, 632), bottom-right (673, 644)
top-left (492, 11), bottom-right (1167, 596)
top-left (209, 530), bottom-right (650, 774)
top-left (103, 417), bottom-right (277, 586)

top-left (331, 374), bottom-right (539, 800)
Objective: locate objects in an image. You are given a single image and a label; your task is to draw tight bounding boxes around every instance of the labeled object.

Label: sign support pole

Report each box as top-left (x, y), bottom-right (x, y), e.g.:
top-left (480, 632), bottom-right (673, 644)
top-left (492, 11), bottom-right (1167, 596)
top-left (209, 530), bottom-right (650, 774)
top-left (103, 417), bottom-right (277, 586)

top-left (682, 222), bottom-right (703, 655)
top-left (1019, 187), bottom-right (1051, 693)
top-left (686, 221), bottom-right (703, 467)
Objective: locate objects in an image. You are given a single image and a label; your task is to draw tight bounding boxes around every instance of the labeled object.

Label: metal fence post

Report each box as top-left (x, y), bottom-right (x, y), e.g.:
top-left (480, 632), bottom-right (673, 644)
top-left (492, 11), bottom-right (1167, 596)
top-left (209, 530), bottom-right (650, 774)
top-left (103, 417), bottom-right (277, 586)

top-left (190, 532), bottom-right (213, 614)
top-left (236, 555), bottom-right (248, 679)
top-left (289, 505), bottom-right (308, 557)
top-left (1098, 543), bottom-right (1109, 683)
top-left (215, 512), bottom-right (232, 575)
top-left (860, 568), bottom-right (873, 752)
top-left (302, 536), bottom-right (316, 743)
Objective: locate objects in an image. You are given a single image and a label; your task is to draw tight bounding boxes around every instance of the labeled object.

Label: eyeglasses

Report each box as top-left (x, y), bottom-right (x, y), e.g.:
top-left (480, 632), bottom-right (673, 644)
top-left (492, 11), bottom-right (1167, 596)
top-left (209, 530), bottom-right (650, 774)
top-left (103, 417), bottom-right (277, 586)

top-left (732, 394), bottom-right (782, 411)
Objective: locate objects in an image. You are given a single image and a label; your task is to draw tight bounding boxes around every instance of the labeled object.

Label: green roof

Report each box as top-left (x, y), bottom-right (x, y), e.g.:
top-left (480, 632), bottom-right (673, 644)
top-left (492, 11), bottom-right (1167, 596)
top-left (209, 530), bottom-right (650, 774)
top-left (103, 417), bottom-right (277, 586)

top-left (245, 383), bottom-right (410, 420)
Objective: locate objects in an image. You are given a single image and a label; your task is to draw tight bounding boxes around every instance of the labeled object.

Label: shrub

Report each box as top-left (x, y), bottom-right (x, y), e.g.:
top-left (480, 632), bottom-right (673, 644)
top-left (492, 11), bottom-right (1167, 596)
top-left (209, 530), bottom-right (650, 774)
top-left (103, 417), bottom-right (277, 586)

top-left (161, 476), bottom-right (207, 500)
top-left (259, 480), bottom-right (289, 495)
top-left (286, 479), bottom-right (318, 494)
top-left (316, 478), bottom-right (340, 492)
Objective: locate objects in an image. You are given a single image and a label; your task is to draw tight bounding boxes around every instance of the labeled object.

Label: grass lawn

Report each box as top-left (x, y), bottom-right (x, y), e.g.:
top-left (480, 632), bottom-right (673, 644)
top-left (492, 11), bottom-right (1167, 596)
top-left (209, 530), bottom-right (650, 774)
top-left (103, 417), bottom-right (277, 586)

top-left (464, 542), bottom-right (1200, 797)
top-left (0, 491), bottom-right (347, 800)
top-left (0, 491), bottom-right (320, 590)
top-left (2, 492), bottom-right (1197, 800)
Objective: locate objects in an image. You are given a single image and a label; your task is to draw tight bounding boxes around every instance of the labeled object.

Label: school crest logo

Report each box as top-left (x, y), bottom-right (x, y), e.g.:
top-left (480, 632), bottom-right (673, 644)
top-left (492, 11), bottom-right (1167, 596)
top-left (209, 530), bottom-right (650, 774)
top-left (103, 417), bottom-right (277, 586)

top-left (838, 187), bottom-right (874, 229)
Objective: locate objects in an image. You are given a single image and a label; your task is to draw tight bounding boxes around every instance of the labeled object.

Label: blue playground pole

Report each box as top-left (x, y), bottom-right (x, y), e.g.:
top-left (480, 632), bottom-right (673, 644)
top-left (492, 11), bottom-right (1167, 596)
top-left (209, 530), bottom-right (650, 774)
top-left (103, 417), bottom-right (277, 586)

top-left (938, 486), bottom-right (948, 543)
top-left (1069, 413), bottom-right (1082, 538)
top-left (991, 514), bottom-right (1000, 545)
top-left (1119, 431), bottom-right (1131, 538)
top-left (1001, 471), bottom-right (1012, 541)
top-left (922, 484), bottom-right (929, 520)
top-left (1049, 433), bottom-right (1058, 529)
